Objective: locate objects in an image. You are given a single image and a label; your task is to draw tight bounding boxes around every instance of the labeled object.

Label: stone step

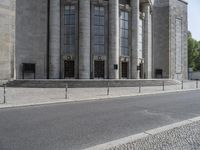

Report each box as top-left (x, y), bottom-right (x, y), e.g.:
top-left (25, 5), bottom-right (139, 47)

top-left (6, 79), bottom-right (180, 88)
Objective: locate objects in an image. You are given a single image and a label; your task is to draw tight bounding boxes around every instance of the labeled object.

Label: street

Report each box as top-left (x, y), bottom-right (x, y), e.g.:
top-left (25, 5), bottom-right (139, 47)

top-left (0, 90), bottom-right (200, 150)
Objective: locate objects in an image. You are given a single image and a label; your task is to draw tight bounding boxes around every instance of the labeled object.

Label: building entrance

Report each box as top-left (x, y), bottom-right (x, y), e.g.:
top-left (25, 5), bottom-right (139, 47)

top-left (139, 62), bottom-right (144, 79)
top-left (94, 60), bottom-right (105, 78)
top-left (121, 62), bottom-right (128, 78)
top-left (64, 60), bottom-right (75, 78)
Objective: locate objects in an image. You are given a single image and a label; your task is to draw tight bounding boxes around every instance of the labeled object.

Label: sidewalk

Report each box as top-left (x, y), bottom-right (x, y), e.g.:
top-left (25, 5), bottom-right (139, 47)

top-left (86, 116), bottom-right (200, 150)
top-left (0, 80), bottom-right (199, 108)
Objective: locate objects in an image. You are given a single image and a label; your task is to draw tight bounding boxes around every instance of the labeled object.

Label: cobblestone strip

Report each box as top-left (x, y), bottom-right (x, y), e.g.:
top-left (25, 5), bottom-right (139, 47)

top-left (84, 117), bottom-right (200, 150)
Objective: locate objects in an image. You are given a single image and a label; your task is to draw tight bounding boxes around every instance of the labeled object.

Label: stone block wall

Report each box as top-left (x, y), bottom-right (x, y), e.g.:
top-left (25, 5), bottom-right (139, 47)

top-left (152, 0), bottom-right (188, 80)
top-left (152, 0), bottom-right (170, 78)
top-left (0, 0), bottom-right (15, 80)
top-left (169, 0), bottom-right (188, 80)
top-left (15, 0), bottom-right (48, 79)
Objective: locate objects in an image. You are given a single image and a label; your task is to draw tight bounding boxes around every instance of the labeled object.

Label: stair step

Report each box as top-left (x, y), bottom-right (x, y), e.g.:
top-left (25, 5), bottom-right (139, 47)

top-left (6, 79), bottom-right (180, 88)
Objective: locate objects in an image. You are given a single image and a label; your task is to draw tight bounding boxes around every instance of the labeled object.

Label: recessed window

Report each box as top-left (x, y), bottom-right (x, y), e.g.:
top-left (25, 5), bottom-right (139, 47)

top-left (119, 0), bottom-right (130, 5)
top-left (120, 10), bottom-right (129, 56)
top-left (93, 6), bottom-right (105, 55)
top-left (64, 5), bottom-right (76, 54)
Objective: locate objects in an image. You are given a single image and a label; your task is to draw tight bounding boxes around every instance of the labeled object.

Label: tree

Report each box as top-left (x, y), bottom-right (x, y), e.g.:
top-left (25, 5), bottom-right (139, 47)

top-left (188, 32), bottom-right (200, 71)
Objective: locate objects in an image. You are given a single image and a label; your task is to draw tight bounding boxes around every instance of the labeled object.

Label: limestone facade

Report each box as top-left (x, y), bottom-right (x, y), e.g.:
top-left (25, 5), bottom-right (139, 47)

top-left (0, 0), bottom-right (188, 80)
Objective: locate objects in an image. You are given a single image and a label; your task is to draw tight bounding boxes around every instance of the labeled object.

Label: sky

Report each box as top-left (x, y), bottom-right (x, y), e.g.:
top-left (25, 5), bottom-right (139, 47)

top-left (188, 0), bottom-right (200, 41)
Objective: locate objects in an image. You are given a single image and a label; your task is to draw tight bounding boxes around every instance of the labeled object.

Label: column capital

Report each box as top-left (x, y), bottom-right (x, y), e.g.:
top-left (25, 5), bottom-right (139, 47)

top-left (141, 2), bottom-right (152, 14)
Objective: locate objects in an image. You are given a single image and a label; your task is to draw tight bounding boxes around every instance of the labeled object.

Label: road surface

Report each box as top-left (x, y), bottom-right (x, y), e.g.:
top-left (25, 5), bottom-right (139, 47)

top-left (0, 90), bottom-right (200, 150)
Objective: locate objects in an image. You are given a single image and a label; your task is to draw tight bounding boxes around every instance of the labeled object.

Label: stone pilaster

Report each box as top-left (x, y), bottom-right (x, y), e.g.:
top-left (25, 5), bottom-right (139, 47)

top-left (131, 0), bottom-right (140, 79)
top-left (0, 0), bottom-right (16, 80)
top-left (79, 0), bottom-right (91, 79)
top-left (143, 3), bottom-right (152, 79)
top-left (49, 0), bottom-right (60, 79)
top-left (109, 0), bottom-right (119, 79)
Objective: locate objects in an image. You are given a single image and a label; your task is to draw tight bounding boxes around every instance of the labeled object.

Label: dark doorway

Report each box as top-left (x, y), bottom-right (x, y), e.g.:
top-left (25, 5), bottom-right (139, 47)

top-left (94, 61), bottom-right (105, 78)
top-left (121, 62), bottom-right (128, 78)
top-left (155, 69), bottom-right (163, 78)
top-left (139, 62), bottom-right (144, 79)
top-left (64, 60), bottom-right (75, 78)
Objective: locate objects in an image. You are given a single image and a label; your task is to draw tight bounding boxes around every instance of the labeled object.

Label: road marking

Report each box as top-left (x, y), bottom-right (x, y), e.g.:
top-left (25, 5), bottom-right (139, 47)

top-left (83, 116), bottom-right (200, 150)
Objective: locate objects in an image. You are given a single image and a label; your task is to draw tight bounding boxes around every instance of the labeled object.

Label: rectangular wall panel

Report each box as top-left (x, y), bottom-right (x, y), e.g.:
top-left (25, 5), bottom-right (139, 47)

top-left (175, 18), bottom-right (182, 74)
top-left (138, 18), bottom-right (143, 61)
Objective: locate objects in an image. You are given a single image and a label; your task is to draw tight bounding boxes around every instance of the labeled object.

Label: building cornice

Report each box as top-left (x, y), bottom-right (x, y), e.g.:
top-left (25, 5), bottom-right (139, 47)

top-left (178, 0), bottom-right (188, 5)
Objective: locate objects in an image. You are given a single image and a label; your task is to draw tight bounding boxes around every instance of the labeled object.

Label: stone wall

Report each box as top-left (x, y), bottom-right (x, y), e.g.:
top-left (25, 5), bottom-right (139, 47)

top-left (169, 0), bottom-right (188, 80)
top-left (0, 0), bottom-right (15, 80)
top-left (189, 72), bottom-right (200, 80)
top-left (15, 0), bottom-right (48, 79)
top-left (152, 0), bottom-right (188, 80)
top-left (152, 0), bottom-right (170, 78)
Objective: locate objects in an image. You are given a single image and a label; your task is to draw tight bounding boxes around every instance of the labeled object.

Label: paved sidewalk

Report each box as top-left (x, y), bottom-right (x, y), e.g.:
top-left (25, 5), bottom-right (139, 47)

top-left (0, 80), bottom-right (199, 108)
top-left (108, 120), bottom-right (200, 150)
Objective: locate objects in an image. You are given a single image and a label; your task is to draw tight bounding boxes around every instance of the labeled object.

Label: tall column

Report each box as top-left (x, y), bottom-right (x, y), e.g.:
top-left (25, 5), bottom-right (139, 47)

top-left (49, 0), bottom-right (61, 79)
top-left (143, 3), bottom-right (152, 79)
top-left (131, 0), bottom-right (140, 79)
top-left (79, 0), bottom-right (90, 79)
top-left (109, 0), bottom-right (119, 79)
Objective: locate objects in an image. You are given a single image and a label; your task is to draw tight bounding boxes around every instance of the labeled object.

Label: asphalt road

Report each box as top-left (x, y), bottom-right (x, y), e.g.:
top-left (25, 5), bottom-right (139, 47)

top-left (0, 90), bottom-right (200, 150)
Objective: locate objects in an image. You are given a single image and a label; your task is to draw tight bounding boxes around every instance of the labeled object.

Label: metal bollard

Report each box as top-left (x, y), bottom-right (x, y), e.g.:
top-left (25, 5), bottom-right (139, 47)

top-left (162, 81), bottom-right (165, 91)
top-left (196, 80), bottom-right (199, 89)
top-left (139, 82), bottom-right (141, 93)
top-left (65, 84), bottom-right (68, 99)
top-left (181, 80), bottom-right (184, 90)
top-left (3, 84), bottom-right (6, 104)
top-left (107, 82), bottom-right (110, 96)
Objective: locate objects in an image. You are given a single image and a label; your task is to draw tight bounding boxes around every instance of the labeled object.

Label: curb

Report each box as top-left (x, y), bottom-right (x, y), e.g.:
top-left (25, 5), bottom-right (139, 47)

top-left (0, 88), bottom-right (200, 109)
top-left (83, 116), bottom-right (200, 150)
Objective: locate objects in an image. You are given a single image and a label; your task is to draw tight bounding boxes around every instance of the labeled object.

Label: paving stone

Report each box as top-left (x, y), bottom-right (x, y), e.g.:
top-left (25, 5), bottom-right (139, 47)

top-left (108, 121), bottom-right (200, 150)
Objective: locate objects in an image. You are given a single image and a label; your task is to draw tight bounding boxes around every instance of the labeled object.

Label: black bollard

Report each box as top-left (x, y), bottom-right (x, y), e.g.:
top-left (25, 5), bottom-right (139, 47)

top-left (139, 82), bottom-right (141, 93)
top-left (65, 84), bottom-right (68, 99)
top-left (162, 81), bottom-right (165, 91)
top-left (107, 82), bottom-right (110, 96)
top-left (3, 84), bottom-right (6, 104)
top-left (181, 80), bottom-right (184, 90)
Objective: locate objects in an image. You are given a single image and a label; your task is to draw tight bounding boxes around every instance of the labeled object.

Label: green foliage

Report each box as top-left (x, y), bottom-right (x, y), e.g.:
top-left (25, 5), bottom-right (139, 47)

top-left (188, 32), bottom-right (200, 71)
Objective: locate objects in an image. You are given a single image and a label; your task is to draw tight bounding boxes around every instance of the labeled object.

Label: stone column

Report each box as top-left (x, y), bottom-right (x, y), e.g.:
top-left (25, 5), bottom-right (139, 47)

top-left (143, 3), bottom-right (152, 79)
top-left (109, 0), bottom-right (119, 79)
top-left (79, 0), bottom-right (90, 79)
top-left (131, 0), bottom-right (140, 79)
top-left (49, 0), bottom-right (61, 79)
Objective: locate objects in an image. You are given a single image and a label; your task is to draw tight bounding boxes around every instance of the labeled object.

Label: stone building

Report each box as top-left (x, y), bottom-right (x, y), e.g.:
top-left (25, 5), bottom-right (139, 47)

top-left (0, 0), bottom-right (188, 80)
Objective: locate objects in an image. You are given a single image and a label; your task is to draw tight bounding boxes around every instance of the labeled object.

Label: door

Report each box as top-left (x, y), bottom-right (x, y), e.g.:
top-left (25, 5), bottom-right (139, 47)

top-left (64, 60), bottom-right (75, 78)
top-left (139, 62), bottom-right (144, 79)
top-left (121, 62), bottom-right (128, 78)
top-left (94, 61), bottom-right (105, 78)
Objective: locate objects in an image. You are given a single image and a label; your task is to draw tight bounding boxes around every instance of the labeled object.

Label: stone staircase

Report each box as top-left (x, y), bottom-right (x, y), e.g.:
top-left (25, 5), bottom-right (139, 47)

top-left (6, 79), bottom-right (181, 88)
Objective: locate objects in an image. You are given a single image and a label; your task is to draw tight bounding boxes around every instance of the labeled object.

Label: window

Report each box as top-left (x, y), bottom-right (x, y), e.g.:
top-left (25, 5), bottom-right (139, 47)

top-left (120, 11), bottom-right (129, 56)
top-left (94, 6), bottom-right (105, 55)
top-left (119, 0), bottom-right (130, 5)
top-left (64, 5), bottom-right (76, 54)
